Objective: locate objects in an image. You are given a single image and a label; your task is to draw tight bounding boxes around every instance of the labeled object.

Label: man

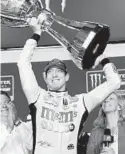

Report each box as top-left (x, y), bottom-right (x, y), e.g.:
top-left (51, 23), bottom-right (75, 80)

top-left (0, 91), bottom-right (32, 154)
top-left (17, 16), bottom-right (121, 154)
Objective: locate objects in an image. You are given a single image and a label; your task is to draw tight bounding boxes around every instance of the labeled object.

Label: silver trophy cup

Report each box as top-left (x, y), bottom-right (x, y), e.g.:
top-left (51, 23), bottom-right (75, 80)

top-left (0, 0), bottom-right (110, 70)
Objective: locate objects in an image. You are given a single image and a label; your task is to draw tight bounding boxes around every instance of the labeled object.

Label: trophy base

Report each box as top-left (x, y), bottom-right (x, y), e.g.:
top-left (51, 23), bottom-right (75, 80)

top-left (69, 22), bottom-right (110, 70)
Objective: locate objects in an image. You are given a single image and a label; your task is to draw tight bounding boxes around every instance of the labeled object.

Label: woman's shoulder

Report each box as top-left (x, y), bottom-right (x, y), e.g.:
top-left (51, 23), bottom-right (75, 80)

top-left (118, 120), bottom-right (125, 136)
top-left (118, 121), bottom-right (125, 154)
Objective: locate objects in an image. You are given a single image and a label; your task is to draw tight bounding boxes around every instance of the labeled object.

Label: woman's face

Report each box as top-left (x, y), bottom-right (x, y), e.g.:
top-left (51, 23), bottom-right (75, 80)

top-left (102, 93), bottom-right (118, 113)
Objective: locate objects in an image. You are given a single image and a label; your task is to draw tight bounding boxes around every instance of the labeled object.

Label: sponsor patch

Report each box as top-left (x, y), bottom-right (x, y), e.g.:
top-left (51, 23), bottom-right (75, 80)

top-left (67, 144), bottom-right (75, 150)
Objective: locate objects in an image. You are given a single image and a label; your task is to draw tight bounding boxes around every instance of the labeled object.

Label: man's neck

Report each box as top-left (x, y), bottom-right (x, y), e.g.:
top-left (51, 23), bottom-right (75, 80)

top-left (48, 89), bottom-right (67, 93)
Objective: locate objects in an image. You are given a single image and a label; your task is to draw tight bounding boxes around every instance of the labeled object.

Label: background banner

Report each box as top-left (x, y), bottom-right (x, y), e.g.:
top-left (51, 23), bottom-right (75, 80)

top-left (86, 69), bottom-right (125, 95)
top-left (0, 75), bottom-right (14, 100)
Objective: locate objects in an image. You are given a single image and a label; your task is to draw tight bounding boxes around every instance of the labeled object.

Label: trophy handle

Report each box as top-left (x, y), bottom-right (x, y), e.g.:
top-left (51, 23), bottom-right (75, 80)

top-left (53, 15), bottom-right (85, 30)
top-left (46, 27), bottom-right (83, 69)
top-left (42, 9), bottom-right (85, 30)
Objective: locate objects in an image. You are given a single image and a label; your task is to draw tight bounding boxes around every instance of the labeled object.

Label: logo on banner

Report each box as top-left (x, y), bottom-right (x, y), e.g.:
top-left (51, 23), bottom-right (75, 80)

top-left (86, 69), bottom-right (125, 95)
top-left (0, 75), bottom-right (14, 100)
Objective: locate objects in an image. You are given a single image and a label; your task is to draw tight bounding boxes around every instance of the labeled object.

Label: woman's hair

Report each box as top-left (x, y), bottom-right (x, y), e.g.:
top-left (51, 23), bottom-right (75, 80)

top-left (93, 92), bottom-right (125, 128)
top-left (117, 93), bottom-right (125, 122)
top-left (93, 107), bottom-right (106, 128)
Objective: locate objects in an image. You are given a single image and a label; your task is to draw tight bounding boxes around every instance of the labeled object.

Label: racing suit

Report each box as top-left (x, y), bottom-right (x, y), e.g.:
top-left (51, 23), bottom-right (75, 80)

top-left (17, 38), bottom-right (121, 154)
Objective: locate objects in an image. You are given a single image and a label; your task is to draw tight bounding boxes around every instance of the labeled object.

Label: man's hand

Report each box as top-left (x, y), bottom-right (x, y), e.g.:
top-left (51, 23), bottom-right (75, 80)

top-left (27, 15), bottom-right (45, 35)
top-left (100, 147), bottom-right (115, 154)
top-left (92, 53), bottom-right (107, 69)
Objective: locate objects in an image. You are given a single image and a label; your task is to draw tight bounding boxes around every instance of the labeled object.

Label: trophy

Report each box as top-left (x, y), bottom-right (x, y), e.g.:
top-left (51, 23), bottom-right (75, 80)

top-left (0, 0), bottom-right (110, 70)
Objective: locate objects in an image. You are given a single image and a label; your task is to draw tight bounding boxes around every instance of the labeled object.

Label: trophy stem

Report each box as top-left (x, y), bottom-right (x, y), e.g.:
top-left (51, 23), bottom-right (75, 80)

top-left (53, 15), bottom-right (85, 30)
top-left (46, 27), bottom-right (71, 48)
top-left (46, 27), bottom-right (83, 69)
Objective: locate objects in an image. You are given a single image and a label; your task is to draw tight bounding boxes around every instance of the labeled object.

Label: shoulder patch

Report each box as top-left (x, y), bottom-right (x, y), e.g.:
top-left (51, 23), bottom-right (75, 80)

top-left (69, 95), bottom-right (79, 104)
top-left (111, 63), bottom-right (118, 73)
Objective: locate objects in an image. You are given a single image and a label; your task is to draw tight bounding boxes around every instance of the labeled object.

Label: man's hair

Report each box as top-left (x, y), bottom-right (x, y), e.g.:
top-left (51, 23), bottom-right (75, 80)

top-left (0, 90), bottom-right (11, 100)
top-left (44, 58), bottom-right (67, 75)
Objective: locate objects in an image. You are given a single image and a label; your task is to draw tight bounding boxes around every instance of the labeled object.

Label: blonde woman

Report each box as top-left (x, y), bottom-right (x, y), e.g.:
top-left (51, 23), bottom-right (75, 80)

top-left (86, 92), bottom-right (125, 154)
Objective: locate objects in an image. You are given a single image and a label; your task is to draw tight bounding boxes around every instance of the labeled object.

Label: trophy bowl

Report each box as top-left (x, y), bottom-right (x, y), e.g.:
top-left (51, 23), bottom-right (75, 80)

top-left (0, 0), bottom-right (43, 27)
top-left (0, 0), bottom-right (110, 70)
top-left (70, 21), bottom-right (110, 69)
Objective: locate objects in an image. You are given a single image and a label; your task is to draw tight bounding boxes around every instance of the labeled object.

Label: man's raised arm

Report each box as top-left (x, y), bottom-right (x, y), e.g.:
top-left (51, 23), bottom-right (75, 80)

top-left (17, 17), bottom-right (43, 104)
top-left (84, 56), bottom-right (121, 113)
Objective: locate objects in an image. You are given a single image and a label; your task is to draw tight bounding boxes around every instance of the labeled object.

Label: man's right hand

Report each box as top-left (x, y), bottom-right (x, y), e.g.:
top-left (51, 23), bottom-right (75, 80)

top-left (92, 53), bottom-right (107, 69)
top-left (27, 15), bottom-right (44, 35)
top-left (100, 147), bottom-right (115, 154)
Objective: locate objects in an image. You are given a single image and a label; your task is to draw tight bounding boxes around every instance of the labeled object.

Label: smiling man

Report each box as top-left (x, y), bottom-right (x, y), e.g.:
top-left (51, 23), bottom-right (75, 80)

top-left (0, 91), bottom-right (32, 154)
top-left (17, 16), bottom-right (121, 154)
top-left (43, 59), bottom-right (69, 91)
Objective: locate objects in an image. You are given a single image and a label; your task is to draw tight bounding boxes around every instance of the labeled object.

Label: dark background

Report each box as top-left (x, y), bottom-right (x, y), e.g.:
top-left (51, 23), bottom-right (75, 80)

top-left (1, 0), bottom-right (125, 49)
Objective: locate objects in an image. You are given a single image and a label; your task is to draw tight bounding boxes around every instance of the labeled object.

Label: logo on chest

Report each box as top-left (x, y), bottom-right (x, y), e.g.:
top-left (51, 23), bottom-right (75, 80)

top-left (43, 93), bottom-right (79, 109)
top-left (41, 106), bottom-right (77, 123)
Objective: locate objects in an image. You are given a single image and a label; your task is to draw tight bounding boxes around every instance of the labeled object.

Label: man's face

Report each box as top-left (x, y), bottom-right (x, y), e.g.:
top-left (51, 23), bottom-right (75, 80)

top-left (44, 67), bottom-right (69, 91)
top-left (0, 94), bottom-right (17, 128)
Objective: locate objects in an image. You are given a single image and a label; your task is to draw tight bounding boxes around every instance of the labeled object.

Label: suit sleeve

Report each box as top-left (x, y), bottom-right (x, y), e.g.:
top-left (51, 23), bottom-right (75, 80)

top-left (84, 63), bottom-right (121, 113)
top-left (17, 39), bottom-right (40, 104)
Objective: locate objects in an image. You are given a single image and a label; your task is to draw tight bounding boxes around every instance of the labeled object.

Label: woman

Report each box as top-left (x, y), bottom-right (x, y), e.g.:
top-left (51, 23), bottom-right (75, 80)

top-left (86, 92), bottom-right (125, 154)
